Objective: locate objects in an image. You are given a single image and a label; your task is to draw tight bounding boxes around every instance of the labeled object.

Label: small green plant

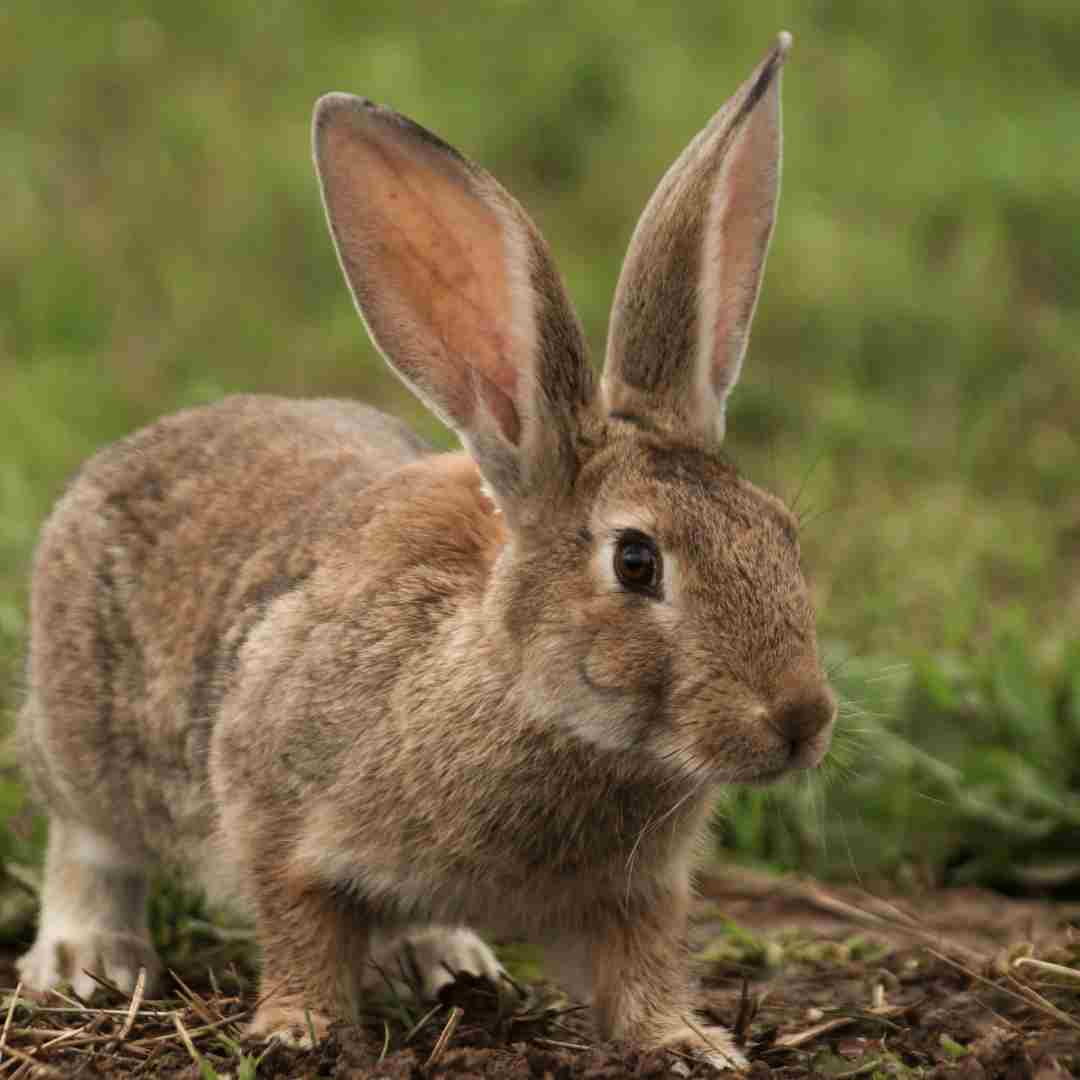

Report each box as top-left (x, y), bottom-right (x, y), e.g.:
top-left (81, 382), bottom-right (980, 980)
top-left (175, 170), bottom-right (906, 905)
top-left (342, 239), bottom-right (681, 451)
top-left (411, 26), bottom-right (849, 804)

top-left (146, 876), bottom-right (256, 984)
top-left (216, 1032), bottom-right (274, 1080)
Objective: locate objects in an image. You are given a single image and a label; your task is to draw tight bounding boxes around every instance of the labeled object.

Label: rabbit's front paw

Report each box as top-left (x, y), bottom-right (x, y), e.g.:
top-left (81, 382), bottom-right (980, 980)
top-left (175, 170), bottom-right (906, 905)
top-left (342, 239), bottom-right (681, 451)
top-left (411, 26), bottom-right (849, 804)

top-left (247, 1003), bottom-right (331, 1049)
top-left (657, 1022), bottom-right (748, 1073)
top-left (17, 930), bottom-right (161, 1001)
top-left (366, 925), bottom-right (506, 1000)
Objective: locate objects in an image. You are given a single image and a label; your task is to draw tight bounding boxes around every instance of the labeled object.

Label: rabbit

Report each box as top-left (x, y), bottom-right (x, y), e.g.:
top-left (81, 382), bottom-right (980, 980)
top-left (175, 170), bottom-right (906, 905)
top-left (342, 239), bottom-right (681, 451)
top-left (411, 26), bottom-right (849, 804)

top-left (16, 30), bottom-right (834, 1071)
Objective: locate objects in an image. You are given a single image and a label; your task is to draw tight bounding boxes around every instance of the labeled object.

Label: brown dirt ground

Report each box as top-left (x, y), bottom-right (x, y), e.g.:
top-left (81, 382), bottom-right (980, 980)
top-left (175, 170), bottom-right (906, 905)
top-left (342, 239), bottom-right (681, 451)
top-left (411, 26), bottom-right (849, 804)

top-left (1, 872), bottom-right (1077, 1078)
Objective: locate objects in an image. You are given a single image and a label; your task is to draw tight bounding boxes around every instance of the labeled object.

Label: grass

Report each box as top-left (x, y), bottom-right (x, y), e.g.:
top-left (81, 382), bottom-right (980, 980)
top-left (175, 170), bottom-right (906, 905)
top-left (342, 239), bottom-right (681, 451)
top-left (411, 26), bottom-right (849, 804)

top-left (2, 0), bottom-right (1080, 913)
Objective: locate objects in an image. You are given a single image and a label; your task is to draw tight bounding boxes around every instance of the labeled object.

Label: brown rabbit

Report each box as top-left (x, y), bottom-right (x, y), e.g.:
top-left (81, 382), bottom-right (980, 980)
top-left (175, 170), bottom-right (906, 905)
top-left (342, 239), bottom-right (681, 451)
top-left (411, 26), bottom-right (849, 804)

top-left (16, 32), bottom-right (833, 1070)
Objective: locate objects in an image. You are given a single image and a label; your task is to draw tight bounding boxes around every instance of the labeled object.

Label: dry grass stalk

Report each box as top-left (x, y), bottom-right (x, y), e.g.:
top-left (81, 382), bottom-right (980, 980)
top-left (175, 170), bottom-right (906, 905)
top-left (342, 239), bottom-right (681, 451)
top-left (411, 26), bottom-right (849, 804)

top-left (2, 1040), bottom-right (64, 1078)
top-left (924, 947), bottom-right (1080, 1035)
top-left (772, 1004), bottom-right (905, 1051)
top-left (424, 1005), bottom-right (463, 1069)
top-left (534, 1037), bottom-right (590, 1051)
top-left (169, 969), bottom-right (219, 1028)
top-left (0, 982), bottom-right (21, 1065)
top-left (798, 881), bottom-right (988, 965)
top-left (172, 1012), bottom-right (202, 1068)
top-left (731, 978), bottom-right (755, 1043)
top-left (1004, 974), bottom-right (1080, 1034)
top-left (20, 1006), bottom-right (173, 1020)
top-left (1013, 957), bottom-right (1080, 984)
top-left (118, 968), bottom-right (147, 1042)
top-left (796, 882), bottom-right (1080, 1037)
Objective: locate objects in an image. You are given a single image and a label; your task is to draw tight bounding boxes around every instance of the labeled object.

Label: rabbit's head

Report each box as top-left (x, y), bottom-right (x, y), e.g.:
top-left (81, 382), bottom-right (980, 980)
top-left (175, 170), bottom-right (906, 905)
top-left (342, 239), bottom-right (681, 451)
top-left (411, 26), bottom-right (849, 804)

top-left (314, 33), bottom-right (834, 785)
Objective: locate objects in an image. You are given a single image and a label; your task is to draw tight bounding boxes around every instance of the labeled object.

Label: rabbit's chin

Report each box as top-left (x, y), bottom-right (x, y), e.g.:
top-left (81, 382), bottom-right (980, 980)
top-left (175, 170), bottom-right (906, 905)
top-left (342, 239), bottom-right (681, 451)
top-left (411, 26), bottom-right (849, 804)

top-left (737, 764), bottom-right (805, 787)
top-left (729, 746), bottom-right (830, 788)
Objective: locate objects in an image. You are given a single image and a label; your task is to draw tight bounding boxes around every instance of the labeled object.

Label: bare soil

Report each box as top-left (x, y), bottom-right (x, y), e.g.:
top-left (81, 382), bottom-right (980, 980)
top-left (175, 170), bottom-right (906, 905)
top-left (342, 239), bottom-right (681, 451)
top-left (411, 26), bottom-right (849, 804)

top-left (1, 872), bottom-right (1077, 1078)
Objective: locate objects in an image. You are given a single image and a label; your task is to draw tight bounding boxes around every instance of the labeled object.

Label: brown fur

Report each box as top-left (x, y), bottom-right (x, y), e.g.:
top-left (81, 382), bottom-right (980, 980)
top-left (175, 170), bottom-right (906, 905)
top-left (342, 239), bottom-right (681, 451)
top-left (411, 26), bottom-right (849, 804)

top-left (18, 34), bottom-right (832, 1071)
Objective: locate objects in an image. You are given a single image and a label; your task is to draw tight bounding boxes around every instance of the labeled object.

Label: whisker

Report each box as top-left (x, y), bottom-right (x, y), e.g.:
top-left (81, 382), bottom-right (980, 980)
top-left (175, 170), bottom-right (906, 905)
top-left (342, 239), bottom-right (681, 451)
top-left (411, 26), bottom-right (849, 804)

top-left (826, 655), bottom-right (855, 679)
top-left (839, 807), bottom-right (865, 887)
top-left (624, 772), bottom-right (711, 906)
top-left (788, 444), bottom-right (828, 520)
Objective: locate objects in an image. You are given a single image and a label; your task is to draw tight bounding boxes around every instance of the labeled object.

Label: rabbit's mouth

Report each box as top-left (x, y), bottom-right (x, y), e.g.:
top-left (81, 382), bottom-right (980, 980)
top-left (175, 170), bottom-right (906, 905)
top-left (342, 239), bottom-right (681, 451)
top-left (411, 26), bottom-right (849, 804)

top-left (736, 756), bottom-right (820, 787)
top-left (730, 727), bottom-right (833, 787)
top-left (738, 760), bottom-right (808, 786)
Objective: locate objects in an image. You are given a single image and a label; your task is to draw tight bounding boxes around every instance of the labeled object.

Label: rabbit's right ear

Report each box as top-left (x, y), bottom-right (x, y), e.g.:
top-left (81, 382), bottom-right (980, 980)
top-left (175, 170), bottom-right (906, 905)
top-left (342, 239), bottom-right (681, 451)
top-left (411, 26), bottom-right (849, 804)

top-left (313, 95), bottom-right (594, 516)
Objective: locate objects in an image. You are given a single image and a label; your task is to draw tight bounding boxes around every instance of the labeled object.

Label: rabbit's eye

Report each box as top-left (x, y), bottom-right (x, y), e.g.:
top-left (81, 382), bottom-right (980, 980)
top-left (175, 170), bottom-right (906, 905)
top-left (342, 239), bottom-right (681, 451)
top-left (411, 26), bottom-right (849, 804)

top-left (614, 531), bottom-right (661, 596)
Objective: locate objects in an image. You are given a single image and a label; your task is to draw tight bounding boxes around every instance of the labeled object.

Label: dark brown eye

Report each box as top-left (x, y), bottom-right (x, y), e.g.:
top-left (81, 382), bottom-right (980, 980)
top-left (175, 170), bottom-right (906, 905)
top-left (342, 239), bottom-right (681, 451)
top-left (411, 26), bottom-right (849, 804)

top-left (614, 531), bottom-right (661, 595)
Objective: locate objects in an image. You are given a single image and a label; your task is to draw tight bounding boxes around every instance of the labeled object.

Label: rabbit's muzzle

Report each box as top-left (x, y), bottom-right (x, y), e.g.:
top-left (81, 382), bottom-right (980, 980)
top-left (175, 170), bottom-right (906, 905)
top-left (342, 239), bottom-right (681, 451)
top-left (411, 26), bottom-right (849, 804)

top-left (769, 683), bottom-right (836, 771)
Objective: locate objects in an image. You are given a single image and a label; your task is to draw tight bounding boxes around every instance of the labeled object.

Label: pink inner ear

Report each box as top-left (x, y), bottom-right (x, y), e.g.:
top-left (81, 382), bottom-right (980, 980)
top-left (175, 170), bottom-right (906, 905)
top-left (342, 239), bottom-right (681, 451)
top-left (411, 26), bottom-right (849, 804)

top-left (706, 87), bottom-right (780, 403)
top-left (322, 119), bottom-right (523, 443)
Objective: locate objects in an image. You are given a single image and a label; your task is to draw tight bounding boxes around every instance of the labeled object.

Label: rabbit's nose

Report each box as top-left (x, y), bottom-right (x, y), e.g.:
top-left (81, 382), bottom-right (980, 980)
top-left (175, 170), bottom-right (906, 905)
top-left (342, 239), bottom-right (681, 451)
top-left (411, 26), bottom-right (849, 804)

top-left (772, 686), bottom-right (836, 758)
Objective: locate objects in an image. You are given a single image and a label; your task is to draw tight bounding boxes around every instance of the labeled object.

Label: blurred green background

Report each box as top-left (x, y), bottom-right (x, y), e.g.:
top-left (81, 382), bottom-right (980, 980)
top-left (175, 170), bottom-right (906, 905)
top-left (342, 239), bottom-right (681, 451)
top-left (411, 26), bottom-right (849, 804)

top-left (2, 0), bottom-right (1079, 899)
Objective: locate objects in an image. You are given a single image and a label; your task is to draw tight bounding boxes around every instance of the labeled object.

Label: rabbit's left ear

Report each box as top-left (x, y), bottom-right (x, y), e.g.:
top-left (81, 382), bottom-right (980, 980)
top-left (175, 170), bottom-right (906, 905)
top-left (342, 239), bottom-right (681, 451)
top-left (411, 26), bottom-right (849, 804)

top-left (602, 34), bottom-right (789, 445)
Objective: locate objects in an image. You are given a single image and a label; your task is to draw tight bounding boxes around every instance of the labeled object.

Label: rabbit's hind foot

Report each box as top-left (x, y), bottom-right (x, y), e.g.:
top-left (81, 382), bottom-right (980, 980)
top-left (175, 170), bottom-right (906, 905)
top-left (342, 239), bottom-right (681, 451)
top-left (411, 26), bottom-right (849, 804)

top-left (656, 1022), bottom-right (749, 1073)
top-left (17, 819), bottom-right (161, 1001)
top-left (363, 924), bottom-right (507, 1001)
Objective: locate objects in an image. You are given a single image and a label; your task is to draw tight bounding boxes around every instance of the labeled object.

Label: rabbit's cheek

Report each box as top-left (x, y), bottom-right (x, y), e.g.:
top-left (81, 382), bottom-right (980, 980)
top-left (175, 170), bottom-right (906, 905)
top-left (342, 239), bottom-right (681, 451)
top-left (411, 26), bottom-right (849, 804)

top-left (580, 618), bottom-right (670, 705)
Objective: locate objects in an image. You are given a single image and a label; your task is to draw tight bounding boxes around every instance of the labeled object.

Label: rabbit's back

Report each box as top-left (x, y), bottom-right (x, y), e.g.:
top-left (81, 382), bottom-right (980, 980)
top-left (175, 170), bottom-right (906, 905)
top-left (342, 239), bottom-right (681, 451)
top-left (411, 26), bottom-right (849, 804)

top-left (18, 394), bottom-right (428, 875)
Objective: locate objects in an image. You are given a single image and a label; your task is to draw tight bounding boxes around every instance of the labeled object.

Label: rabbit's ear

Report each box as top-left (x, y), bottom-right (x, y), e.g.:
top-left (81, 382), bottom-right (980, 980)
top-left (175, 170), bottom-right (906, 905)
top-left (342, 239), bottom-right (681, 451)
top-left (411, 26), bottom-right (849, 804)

top-left (602, 34), bottom-right (789, 445)
top-left (313, 95), bottom-right (594, 513)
